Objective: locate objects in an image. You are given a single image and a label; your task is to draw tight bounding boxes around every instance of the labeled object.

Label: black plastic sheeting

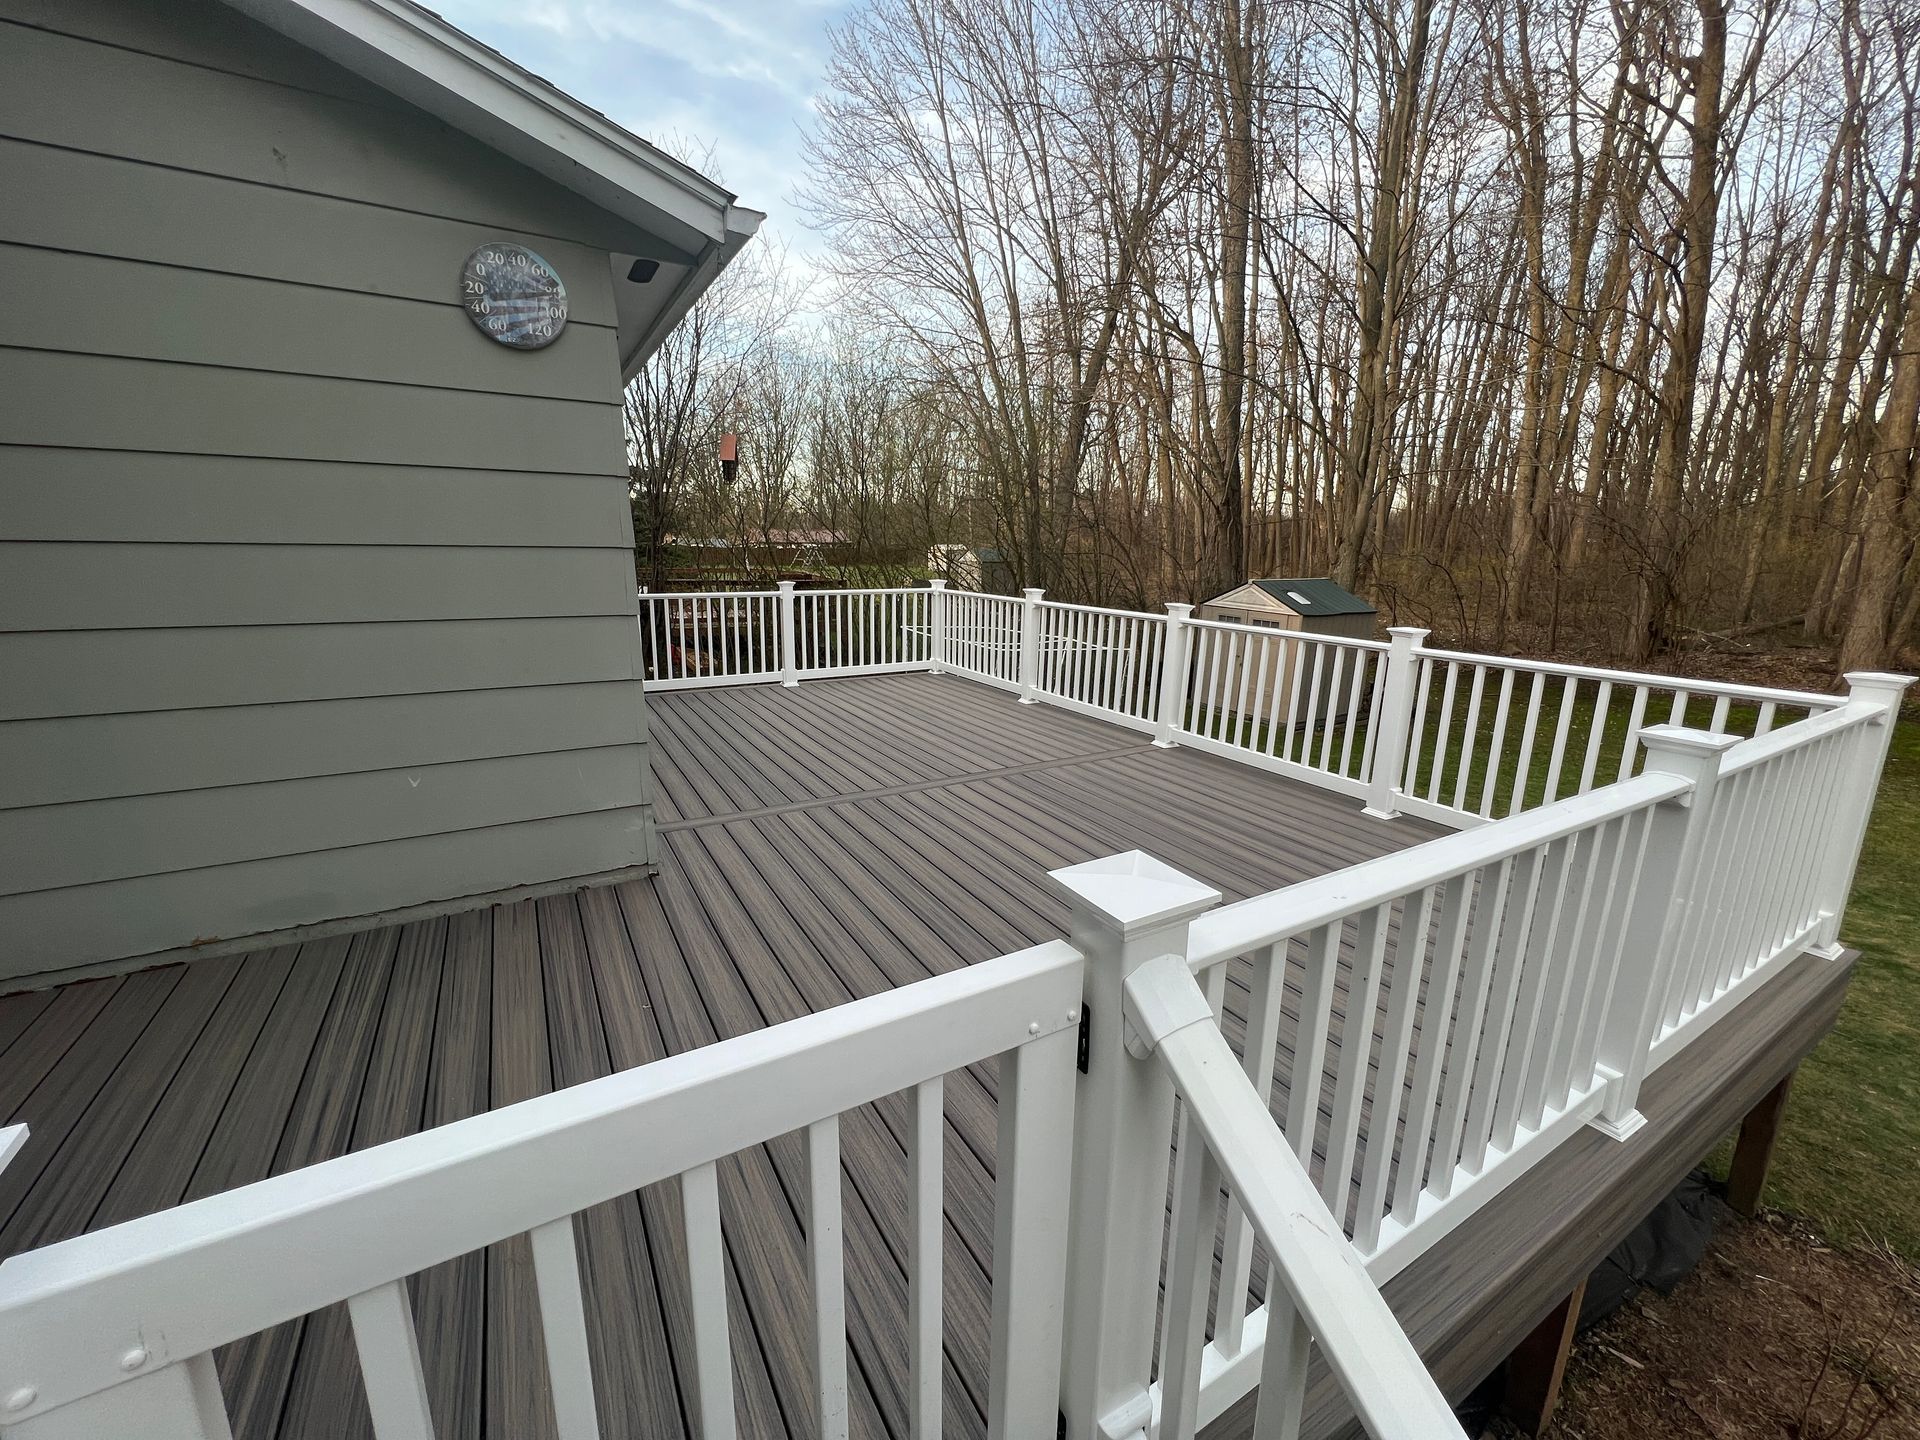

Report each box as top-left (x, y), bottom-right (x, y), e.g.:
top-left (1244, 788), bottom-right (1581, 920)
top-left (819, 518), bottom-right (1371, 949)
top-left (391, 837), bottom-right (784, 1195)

top-left (1578, 1168), bottom-right (1721, 1330)
top-left (1452, 1169), bottom-right (1723, 1431)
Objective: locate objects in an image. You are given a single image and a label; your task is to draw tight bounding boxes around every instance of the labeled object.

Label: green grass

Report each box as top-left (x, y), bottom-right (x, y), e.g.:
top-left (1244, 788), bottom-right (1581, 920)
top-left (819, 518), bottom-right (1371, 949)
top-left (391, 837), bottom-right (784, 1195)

top-left (1712, 716), bottom-right (1920, 1260)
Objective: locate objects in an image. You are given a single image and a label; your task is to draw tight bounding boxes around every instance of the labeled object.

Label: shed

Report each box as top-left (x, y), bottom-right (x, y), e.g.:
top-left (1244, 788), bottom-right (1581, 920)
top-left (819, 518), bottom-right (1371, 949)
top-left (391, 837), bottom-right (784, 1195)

top-left (1197, 578), bottom-right (1379, 724)
top-left (0, 0), bottom-right (761, 982)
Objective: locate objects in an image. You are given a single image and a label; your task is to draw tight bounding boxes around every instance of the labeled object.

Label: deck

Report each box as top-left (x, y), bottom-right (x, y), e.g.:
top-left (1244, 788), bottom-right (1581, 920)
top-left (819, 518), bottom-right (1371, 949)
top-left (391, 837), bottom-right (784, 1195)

top-left (0, 672), bottom-right (1853, 1439)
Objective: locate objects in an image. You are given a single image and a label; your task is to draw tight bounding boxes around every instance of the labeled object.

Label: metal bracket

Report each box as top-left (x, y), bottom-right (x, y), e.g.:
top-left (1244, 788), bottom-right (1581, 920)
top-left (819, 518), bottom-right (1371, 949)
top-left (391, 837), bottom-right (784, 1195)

top-left (1077, 1004), bottom-right (1092, 1074)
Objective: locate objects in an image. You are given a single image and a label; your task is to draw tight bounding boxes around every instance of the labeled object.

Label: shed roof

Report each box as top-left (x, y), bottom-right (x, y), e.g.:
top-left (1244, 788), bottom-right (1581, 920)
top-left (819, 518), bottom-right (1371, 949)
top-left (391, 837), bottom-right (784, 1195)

top-left (220, 0), bottom-right (763, 376)
top-left (1250, 578), bottom-right (1376, 617)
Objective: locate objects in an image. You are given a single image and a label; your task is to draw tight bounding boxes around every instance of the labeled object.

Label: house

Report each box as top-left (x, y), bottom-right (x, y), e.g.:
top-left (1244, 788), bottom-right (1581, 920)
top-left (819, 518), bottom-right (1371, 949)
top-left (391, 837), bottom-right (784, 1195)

top-left (0, 11), bottom-right (1909, 1440)
top-left (929, 542), bottom-right (1018, 594)
top-left (0, 0), bottom-right (761, 982)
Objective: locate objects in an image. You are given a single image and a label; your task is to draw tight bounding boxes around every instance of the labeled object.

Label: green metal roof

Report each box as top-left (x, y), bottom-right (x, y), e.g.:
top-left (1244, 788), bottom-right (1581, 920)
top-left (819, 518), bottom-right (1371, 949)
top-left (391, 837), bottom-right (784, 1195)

top-left (1250, 578), bottom-right (1376, 617)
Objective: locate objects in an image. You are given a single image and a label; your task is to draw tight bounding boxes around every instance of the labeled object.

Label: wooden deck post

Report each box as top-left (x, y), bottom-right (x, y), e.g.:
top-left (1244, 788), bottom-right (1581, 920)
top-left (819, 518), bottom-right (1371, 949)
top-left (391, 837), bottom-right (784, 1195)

top-left (1048, 851), bottom-right (1220, 1440)
top-left (1726, 1068), bottom-right (1795, 1217)
top-left (1362, 626), bottom-right (1428, 818)
top-left (1153, 603), bottom-right (1193, 747)
top-left (1018, 588), bottom-right (1045, 704)
top-left (1593, 726), bottom-right (1739, 1138)
top-left (1500, 1278), bottom-right (1587, 1437)
top-left (1810, 673), bottom-right (1911, 953)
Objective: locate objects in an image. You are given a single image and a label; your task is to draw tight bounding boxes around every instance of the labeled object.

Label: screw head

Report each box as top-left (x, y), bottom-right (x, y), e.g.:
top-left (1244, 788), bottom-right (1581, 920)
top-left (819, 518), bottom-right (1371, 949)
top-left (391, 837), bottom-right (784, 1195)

top-left (120, 1346), bottom-right (149, 1371)
top-left (4, 1386), bottom-right (36, 1413)
top-left (1067, 1009), bottom-right (1079, 1022)
top-left (1028, 1021), bottom-right (1041, 1035)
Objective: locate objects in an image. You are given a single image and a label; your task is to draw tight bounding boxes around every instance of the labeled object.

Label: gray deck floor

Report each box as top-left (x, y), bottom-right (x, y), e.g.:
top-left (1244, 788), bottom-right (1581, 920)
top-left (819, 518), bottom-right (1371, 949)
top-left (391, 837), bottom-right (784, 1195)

top-left (0, 673), bottom-right (1849, 1440)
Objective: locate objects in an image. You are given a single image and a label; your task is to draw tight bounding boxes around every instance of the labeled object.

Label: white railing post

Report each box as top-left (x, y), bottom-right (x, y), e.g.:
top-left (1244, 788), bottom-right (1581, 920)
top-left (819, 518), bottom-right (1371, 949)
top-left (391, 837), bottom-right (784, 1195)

top-left (777, 580), bottom-right (799, 688)
top-left (1592, 725), bottom-right (1739, 1137)
top-left (1362, 626), bottom-right (1429, 819)
top-left (1153, 603), bottom-right (1194, 747)
top-left (1810, 672), bottom-right (1912, 953)
top-left (1048, 851), bottom-right (1221, 1440)
top-left (1017, 588), bottom-right (1045, 704)
top-left (927, 579), bottom-right (948, 675)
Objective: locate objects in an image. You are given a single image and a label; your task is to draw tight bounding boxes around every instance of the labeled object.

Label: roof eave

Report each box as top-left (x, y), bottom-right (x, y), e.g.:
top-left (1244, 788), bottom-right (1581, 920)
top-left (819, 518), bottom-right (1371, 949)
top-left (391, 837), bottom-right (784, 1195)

top-left (219, 0), bottom-right (744, 256)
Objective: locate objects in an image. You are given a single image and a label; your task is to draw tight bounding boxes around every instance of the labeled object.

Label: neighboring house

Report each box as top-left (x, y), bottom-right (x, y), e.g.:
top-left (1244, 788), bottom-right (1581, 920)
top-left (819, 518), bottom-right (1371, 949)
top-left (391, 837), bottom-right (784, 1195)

top-left (0, 0), bottom-right (761, 981)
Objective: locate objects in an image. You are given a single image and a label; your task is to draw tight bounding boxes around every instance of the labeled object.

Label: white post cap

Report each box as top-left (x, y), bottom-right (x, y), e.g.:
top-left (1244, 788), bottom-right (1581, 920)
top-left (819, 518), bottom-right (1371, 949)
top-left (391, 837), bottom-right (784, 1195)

top-left (1048, 851), bottom-right (1222, 937)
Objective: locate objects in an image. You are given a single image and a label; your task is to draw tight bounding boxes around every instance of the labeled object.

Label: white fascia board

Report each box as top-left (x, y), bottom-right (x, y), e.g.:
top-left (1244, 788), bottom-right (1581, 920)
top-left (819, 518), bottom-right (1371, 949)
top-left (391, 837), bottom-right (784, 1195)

top-left (221, 0), bottom-right (746, 251)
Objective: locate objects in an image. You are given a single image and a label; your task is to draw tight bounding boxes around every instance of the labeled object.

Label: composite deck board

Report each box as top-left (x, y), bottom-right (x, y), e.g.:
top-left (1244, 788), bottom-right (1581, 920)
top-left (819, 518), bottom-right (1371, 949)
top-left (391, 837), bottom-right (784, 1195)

top-left (0, 672), bottom-right (1848, 1440)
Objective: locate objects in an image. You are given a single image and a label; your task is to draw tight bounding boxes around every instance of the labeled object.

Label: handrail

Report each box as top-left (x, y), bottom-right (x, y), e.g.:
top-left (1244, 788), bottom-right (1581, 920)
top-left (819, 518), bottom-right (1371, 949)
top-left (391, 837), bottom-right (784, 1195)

top-left (1123, 955), bottom-right (1466, 1440)
top-left (1412, 644), bottom-right (1841, 710)
top-left (1718, 697), bottom-right (1875, 774)
top-left (0, 943), bottom-right (1083, 1425)
top-left (1185, 614), bottom-right (1390, 650)
top-left (1186, 768), bottom-right (1689, 968)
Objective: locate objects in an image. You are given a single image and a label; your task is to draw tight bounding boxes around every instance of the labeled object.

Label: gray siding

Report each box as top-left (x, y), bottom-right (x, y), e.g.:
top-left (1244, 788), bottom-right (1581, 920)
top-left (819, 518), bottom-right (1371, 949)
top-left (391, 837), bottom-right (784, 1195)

top-left (0, 0), bottom-right (656, 977)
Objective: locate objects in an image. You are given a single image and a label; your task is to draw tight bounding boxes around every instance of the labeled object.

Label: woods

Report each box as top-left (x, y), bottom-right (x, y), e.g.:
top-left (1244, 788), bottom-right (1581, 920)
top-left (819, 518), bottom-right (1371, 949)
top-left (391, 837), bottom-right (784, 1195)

top-left (627, 0), bottom-right (1920, 675)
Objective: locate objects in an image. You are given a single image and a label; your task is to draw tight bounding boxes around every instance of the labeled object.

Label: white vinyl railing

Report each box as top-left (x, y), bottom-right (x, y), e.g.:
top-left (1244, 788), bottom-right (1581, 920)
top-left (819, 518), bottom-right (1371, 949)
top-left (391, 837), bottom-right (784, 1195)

top-left (0, 944), bottom-right (1084, 1440)
top-left (1033, 601), bottom-right (1167, 731)
top-left (636, 584), bottom-right (1854, 836)
top-left (1174, 615), bottom-right (1388, 796)
top-left (1650, 698), bottom-right (1891, 1064)
top-left (1, 669), bottom-right (1905, 1440)
top-left (1391, 646), bottom-right (1842, 828)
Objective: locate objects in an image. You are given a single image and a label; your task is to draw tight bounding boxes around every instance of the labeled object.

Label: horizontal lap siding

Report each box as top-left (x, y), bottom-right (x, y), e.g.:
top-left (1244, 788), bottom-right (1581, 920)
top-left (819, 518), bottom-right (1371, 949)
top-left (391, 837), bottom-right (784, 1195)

top-left (0, 0), bottom-right (655, 977)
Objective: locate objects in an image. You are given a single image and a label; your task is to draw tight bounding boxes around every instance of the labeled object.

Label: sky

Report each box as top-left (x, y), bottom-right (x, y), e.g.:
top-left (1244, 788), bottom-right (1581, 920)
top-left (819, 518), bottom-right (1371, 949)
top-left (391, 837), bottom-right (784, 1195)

top-left (434, 0), bottom-right (851, 253)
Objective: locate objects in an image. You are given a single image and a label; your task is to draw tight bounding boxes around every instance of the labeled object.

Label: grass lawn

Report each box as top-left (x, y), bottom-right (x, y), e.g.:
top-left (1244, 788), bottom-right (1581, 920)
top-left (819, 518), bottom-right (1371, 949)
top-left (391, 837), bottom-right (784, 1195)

top-left (1715, 715), bottom-right (1920, 1261)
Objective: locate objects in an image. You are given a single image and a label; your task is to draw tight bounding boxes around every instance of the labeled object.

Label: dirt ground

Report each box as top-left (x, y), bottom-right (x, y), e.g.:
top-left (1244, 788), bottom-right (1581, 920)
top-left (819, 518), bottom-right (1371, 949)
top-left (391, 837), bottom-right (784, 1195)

top-left (1484, 1213), bottom-right (1918, 1440)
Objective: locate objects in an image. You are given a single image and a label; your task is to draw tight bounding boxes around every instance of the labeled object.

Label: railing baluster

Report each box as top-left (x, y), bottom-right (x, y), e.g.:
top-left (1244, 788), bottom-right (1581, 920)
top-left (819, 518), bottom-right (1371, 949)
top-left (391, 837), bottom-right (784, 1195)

top-left (808, 1116), bottom-right (849, 1440)
top-left (349, 1279), bottom-right (436, 1440)
top-left (1317, 647), bottom-right (1347, 770)
top-left (1426, 661), bottom-right (1459, 802)
top-left (1355, 885), bottom-right (1436, 1252)
top-left (1522, 823), bottom-right (1603, 1128)
top-left (1452, 665), bottom-right (1487, 809)
top-left (1478, 668), bottom-right (1516, 817)
top-left (1578, 681), bottom-right (1613, 795)
top-left (529, 1215), bottom-right (602, 1440)
top-left (1390, 873), bottom-right (1472, 1225)
top-left (1338, 648), bottom-right (1368, 778)
top-left (1402, 656), bottom-right (1433, 795)
top-left (909, 1078), bottom-right (944, 1440)
top-left (1541, 676), bottom-right (1579, 804)
top-left (1460, 848), bottom-right (1546, 1171)
top-left (1507, 673), bottom-right (1547, 816)
top-left (1617, 685), bottom-right (1650, 780)
top-left (1321, 907), bottom-right (1389, 1231)
top-left (1158, 1118), bottom-right (1222, 1440)
top-left (1281, 635), bottom-right (1308, 762)
top-left (1430, 858), bottom-right (1514, 1197)
top-left (1490, 837), bottom-right (1574, 1153)
top-left (1298, 641), bottom-right (1327, 768)
top-left (1217, 943), bottom-right (1287, 1358)
top-left (1235, 627), bottom-right (1260, 748)
top-left (681, 1162), bottom-right (737, 1440)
